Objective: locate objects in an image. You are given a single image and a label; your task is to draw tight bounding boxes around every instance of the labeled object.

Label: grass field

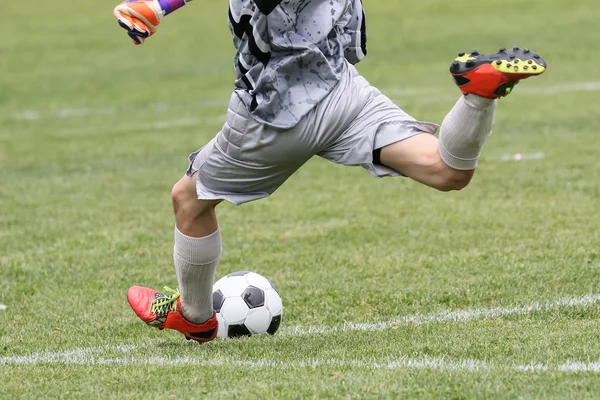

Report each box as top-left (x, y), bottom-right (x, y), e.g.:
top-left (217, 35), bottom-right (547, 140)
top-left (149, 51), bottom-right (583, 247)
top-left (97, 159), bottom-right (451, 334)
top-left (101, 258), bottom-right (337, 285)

top-left (2, 0), bottom-right (600, 398)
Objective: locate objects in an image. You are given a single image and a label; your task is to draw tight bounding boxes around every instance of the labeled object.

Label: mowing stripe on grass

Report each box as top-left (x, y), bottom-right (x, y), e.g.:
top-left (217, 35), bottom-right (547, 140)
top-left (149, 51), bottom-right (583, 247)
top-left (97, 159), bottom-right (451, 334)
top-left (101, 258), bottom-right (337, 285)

top-left (8, 81), bottom-right (600, 121)
top-left (280, 294), bottom-right (600, 336)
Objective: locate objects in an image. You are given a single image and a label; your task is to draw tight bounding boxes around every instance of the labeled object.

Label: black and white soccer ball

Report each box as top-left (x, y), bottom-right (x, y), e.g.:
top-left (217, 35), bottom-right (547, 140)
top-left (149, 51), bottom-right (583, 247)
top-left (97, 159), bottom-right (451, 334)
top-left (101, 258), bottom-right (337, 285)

top-left (212, 271), bottom-right (283, 339)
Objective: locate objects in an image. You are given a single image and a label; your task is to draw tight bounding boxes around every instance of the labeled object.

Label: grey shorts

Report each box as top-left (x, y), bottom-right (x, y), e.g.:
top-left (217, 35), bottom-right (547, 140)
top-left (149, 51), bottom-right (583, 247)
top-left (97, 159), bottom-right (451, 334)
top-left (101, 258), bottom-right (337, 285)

top-left (187, 63), bottom-right (439, 205)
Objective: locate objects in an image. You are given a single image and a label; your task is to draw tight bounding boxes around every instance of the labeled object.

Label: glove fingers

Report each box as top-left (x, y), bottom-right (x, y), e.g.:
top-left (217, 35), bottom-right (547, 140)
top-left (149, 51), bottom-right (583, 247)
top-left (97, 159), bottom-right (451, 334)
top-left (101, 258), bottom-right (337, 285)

top-left (115, 12), bottom-right (151, 37)
top-left (114, 1), bottom-right (161, 45)
top-left (115, 10), bottom-right (134, 30)
top-left (115, 2), bottom-right (160, 32)
top-left (128, 2), bottom-right (161, 29)
top-left (128, 31), bottom-right (146, 45)
top-left (132, 19), bottom-right (151, 37)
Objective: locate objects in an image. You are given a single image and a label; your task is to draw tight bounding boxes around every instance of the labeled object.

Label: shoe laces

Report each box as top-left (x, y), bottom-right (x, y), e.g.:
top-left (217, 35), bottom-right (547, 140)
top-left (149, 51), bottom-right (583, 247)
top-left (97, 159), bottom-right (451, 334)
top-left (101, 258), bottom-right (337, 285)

top-left (150, 286), bottom-right (180, 316)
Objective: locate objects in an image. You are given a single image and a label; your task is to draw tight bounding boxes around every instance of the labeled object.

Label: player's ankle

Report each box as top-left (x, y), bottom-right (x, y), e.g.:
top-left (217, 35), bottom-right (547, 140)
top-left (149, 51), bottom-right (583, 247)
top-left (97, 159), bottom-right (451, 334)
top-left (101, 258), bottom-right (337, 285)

top-left (464, 94), bottom-right (496, 109)
top-left (180, 302), bottom-right (213, 325)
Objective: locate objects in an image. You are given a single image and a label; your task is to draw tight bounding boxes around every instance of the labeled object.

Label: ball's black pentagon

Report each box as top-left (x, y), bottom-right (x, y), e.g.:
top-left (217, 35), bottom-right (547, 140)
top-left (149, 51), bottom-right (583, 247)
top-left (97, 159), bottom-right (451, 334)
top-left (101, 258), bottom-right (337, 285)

top-left (228, 324), bottom-right (251, 338)
top-left (227, 271), bottom-right (251, 277)
top-left (267, 314), bottom-right (282, 335)
top-left (242, 285), bottom-right (265, 309)
top-left (212, 289), bottom-right (225, 313)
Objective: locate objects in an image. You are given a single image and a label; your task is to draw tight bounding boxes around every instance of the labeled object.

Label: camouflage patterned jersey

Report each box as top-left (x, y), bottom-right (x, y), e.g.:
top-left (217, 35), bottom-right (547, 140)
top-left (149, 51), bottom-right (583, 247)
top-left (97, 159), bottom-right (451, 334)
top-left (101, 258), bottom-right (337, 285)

top-left (228, 0), bottom-right (367, 128)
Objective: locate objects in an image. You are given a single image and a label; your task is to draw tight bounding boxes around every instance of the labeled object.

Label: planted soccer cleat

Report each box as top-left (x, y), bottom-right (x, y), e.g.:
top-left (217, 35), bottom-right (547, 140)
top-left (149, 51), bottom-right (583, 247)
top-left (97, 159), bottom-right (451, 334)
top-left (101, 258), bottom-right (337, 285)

top-left (450, 47), bottom-right (547, 98)
top-left (127, 286), bottom-right (218, 342)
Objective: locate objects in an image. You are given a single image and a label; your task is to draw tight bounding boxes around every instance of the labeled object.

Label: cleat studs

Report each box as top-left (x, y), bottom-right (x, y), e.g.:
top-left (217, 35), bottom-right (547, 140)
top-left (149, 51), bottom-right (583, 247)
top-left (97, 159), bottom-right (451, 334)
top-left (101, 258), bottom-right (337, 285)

top-left (523, 65), bottom-right (528, 70)
top-left (499, 47), bottom-right (506, 52)
top-left (532, 65), bottom-right (538, 70)
top-left (510, 55), bottom-right (516, 59)
top-left (450, 61), bottom-right (460, 72)
top-left (514, 66), bottom-right (519, 71)
top-left (528, 60), bottom-right (533, 64)
top-left (507, 63), bottom-right (512, 68)
top-left (524, 48), bottom-right (530, 53)
top-left (458, 51), bottom-right (465, 57)
top-left (466, 60), bottom-right (475, 68)
top-left (513, 46), bottom-right (520, 51)
top-left (496, 60), bottom-right (503, 65)
top-left (533, 54), bottom-right (540, 59)
top-left (514, 59), bottom-right (519, 63)
top-left (471, 49), bottom-right (479, 56)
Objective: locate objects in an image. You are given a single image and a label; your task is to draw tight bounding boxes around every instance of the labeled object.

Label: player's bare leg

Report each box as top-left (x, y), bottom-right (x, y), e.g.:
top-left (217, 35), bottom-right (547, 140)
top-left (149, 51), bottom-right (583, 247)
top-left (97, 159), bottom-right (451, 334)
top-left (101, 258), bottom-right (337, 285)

top-left (381, 47), bottom-right (546, 190)
top-left (380, 133), bottom-right (474, 191)
top-left (170, 174), bottom-right (222, 324)
top-left (126, 174), bottom-right (222, 342)
top-left (172, 174), bottom-right (221, 238)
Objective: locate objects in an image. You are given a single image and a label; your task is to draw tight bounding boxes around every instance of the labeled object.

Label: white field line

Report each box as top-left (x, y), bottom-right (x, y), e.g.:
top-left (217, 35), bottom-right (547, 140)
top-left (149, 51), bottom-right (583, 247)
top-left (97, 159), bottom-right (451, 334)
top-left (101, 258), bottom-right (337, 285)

top-left (384, 81), bottom-right (600, 97)
top-left (8, 81), bottom-right (600, 122)
top-left (500, 152), bottom-right (545, 162)
top-left (385, 81), bottom-right (600, 105)
top-left (4, 351), bottom-right (600, 373)
top-left (518, 81), bottom-right (600, 95)
top-left (54, 117), bottom-right (202, 137)
top-left (2, 294), bottom-right (600, 369)
top-left (279, 294), bottom-right (600, 336)
top-left (10, 99), bottom-right (227, 122)
top-left (0, 304), bottom-right (6, 310)
top-left (0, 341), bottom-right (163, 366)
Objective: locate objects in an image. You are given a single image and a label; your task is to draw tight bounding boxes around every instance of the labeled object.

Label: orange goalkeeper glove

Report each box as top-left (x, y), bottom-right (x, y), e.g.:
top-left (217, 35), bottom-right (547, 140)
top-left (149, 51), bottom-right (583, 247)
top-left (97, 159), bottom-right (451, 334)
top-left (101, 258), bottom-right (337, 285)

top-left (113, 0), bottom-right (186, 45)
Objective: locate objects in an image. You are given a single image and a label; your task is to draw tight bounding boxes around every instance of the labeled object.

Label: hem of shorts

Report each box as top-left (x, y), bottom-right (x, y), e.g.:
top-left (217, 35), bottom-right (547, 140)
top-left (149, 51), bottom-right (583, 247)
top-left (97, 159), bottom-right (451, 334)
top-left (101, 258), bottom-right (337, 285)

top-left (195, 185), bottom-right (271, 206)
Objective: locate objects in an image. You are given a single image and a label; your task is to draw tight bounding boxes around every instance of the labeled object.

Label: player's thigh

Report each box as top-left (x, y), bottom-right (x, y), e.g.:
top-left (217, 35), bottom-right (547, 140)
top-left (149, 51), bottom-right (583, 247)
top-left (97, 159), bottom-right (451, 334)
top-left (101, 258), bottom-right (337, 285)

top-left (379, 133), bottom-right (474, 191)
top-left (317, 77), bottom-right (439, 179)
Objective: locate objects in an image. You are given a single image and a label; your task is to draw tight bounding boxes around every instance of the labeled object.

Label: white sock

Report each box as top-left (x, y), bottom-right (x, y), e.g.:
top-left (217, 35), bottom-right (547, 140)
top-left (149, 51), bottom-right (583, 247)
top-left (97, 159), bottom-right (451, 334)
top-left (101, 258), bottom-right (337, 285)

top-left (438, 94), bottom-right (498, 170)
top-left (173, 226), bottom-right (221, 324)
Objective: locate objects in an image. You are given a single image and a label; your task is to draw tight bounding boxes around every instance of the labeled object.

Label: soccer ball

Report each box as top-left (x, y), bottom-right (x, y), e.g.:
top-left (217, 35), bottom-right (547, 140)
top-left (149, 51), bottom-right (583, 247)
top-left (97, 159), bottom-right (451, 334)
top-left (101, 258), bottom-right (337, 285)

top-left (212, 271), bottom-right (283, 339)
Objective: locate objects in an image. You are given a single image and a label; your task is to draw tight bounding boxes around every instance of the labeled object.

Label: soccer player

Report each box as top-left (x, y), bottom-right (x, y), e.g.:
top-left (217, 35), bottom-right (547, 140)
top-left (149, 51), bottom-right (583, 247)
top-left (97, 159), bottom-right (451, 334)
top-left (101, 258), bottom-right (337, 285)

top-left (114, 0), bottom-right (547, 342)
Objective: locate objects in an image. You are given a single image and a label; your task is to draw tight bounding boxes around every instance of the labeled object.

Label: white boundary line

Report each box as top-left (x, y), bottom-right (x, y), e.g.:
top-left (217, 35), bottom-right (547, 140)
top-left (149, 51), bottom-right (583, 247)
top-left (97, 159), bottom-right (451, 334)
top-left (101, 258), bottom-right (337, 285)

top-left (0, 304), bottom-right (6, 311)
top-left (2, 294), bottom-right (599, 368)
top-left (500, 152), bottom-right (545, 162)
top-left (0, 341), bottom-right (162, 366)
top-left (3, 351), bottom-right (600, 373)
top-left (9, 99), bottom-right (227, 122)
top-left (385, 81), bottom-right (600, 104)
top-left (7, 81), bottom-right (600, 122)
top-left (55, 117), bottom-right (202, 137)
top-left (279, 294), bottom-right (600, 336)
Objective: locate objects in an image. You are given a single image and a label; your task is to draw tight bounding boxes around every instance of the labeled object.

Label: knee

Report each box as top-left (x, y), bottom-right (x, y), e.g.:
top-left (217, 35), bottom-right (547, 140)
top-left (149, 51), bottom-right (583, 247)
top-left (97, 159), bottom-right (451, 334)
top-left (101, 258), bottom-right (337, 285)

top-left (171, 176), bottom-right (221, 222)
top-left (435, 167), bottom-right (474, 192)
top-left (171, 179), bottom-right (188, 206)
top-left (171, 177), bottom-right (201, 216)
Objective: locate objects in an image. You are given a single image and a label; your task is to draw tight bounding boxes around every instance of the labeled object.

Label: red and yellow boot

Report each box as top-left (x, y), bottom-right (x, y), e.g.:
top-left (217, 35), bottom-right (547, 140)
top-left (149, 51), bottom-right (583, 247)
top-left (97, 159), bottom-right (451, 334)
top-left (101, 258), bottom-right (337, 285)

top-left (127, 286), bottom-right (218, 342)
top-left (450, 47), bottom-right (547, 98)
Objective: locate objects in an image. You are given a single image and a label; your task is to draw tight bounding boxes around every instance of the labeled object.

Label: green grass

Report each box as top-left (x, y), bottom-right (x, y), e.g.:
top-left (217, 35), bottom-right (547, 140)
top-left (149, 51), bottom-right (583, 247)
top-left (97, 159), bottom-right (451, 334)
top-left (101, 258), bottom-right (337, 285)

top-left (2, 0), bottom-right (600, 398)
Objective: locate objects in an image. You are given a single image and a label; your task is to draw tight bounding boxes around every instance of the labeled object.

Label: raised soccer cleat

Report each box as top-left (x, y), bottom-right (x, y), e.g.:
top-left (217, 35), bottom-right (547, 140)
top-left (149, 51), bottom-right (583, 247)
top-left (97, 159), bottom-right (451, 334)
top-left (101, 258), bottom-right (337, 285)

top-left (449, 47), bottom-right (547, 98)
top-left (127, 286), bottom-right (218, 342)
